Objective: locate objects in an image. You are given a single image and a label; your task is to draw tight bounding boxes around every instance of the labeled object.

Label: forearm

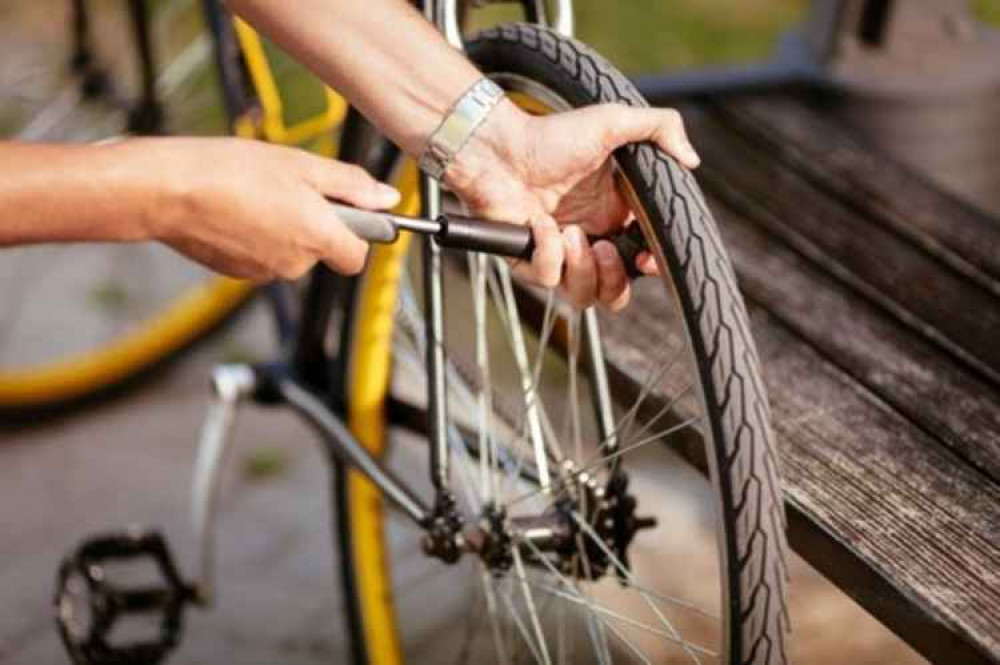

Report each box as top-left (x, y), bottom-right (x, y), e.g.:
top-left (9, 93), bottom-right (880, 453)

top-left (225, 0), bottom-right (520, 157)
top-left (0, 141), bottom-right (158, 246)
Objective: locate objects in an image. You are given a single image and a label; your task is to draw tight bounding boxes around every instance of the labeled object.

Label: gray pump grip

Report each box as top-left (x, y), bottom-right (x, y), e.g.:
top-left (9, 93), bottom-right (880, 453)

top-left (329, 203), bottom-right (399, 244)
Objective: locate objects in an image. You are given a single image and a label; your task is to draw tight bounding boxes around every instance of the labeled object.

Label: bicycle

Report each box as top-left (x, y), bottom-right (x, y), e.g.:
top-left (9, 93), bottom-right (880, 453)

top-left (52, 1), bottom-right (791, 664)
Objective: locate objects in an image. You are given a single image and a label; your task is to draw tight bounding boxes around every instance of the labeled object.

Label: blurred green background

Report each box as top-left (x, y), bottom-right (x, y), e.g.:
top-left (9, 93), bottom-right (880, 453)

top-left (482, 0), bottom-right (807, 72)
top-left (480, 0), bottom-right (999, 73)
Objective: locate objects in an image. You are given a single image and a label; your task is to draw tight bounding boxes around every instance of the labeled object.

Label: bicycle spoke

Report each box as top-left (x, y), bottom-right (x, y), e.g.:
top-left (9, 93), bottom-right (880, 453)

top-left (571, 513), bottom-right (712, 664)
top-left (556, 589), bottom-right (570, 665)
top-left (452, 578), bottom-right (489, 665)
top-left (608, 342), bottom-right (685, 454)
top-left (566, 312), bottom-right (585, 465)
top-left (506, 414), bottom-right (702, 509)
top-left (497, 578), bottom-right (547, 665)
top-left (470, 253), bottom-right (499, 505)
top-left (481, 570), bottom-right (513, 665)
top-left (519, 538), bottom-right (716, 660)
top-left (575, 533), bottom-right (614, 665)
top-left (495, 261), bottom-right (552, 489)
top-left (518, 536), bottom-right (632, 665)
top-left (616, 383), bottom-right (694, 455)
top-left (483, 264), bottom-right (566, 456)
top-left (530, 580), bottom-right (713, 664)
top-left (512, 547), bottom-right (553, 665)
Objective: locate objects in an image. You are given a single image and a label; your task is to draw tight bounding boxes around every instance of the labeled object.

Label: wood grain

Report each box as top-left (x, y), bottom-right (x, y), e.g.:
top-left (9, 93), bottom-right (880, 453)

top-left (686, 102), bottom-right (1000, 387)
top-left (595, 92), bottom-right (1000, 664)
top-left (714, 199), bottom-right (1000, 483)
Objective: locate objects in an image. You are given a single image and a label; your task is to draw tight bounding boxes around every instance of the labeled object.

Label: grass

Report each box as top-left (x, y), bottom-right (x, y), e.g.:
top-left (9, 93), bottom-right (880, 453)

top-left (217, 337), bottom-right (260, 365)
top-left (972, 0), bottom-right (1000, 25)
top-left (469, 0), bottom-right (807, 73)
top-left (241, 448), bottom-right (291, 482)
top-left (87, 280), bottom-right (130, 313)
top-left (574, 0), bottom-right (807, 73)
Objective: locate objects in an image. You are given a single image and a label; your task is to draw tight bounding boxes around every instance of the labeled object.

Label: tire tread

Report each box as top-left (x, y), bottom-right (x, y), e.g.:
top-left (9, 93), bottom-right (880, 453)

top-left (469, 24), bottom-right (790, 665)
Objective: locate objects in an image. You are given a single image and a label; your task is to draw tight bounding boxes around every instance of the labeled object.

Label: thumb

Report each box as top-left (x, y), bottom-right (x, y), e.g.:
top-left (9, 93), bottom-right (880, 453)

top-left (596, 105), bottom-right (700, 169)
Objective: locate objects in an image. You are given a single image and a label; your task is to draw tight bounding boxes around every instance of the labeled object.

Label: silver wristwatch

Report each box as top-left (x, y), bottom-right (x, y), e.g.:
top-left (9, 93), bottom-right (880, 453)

top-left (419, 78), bottom-right (506, 181)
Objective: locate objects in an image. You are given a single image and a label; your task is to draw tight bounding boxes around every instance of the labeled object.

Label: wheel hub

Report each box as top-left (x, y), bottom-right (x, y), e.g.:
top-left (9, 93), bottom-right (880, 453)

top-left (466, 469), bottom-right (657, 581)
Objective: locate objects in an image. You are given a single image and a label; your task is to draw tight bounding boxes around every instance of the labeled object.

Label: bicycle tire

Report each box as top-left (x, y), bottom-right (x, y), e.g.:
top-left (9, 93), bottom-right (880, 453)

top-left (335, 23), bottom-right (789, 665)
top-left (0, 278), bottom-right (253, 416)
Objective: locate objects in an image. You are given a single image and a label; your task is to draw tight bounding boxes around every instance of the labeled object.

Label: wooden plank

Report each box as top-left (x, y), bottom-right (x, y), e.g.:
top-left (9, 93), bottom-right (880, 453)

top-left (594, 93), bottom-right (1000, 661)
top-left (711, 198), bottom-right (1000, 482)
top-left (597, 280), bottom-right (1000, 664)
top-left (752, 310), bottom-right (1000, 665)
top-left (684, 103), bottom-right (1000, 387)
top-left (715, 96), bottom-right (1000, 285)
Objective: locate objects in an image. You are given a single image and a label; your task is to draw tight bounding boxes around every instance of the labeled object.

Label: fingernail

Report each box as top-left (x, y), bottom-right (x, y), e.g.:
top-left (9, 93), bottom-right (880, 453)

top-left (638, 252), bottom-right (656, 273)
top-left (593, 240), bottom-right (614, 264)
top-left (683, 143), bottom-right (701, 167)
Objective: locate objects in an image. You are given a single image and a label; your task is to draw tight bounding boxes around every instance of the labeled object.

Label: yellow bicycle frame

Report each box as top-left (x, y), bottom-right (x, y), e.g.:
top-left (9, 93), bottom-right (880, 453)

top-left (231, 18), bottom-right (347, 152)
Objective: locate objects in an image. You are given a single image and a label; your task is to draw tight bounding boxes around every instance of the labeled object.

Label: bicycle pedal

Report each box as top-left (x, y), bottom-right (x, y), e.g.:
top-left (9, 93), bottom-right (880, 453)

top-left (54, 528), bottom-right (196, 665)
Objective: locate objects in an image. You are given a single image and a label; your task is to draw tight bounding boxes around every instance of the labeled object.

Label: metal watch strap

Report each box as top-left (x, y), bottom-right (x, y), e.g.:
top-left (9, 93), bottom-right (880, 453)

top-left (419, 78), bottom-right (506, 181)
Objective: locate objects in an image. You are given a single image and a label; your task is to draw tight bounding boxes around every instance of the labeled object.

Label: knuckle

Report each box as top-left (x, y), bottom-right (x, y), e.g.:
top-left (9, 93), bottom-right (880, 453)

top-left (341, 163), bottom-right (370, 184)
top-left (278, 257), bottom-right (311, 281)
top-left (662, 108), bottom-right (683, 127)
top-left (342, 246), bottom-right (369, 275)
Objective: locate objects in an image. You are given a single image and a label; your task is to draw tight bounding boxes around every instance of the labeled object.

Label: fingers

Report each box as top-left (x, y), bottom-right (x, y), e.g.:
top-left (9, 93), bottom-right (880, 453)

top-left (308, 198), bottom-right (370, 276)
top-left (527, 216), bottom-right (564, 288)
top-left (293, 152), bottom-right (397, 276)
top-left (599, 105), bottom-right (700, 169)
top-left (300, 152), bottom-right (401, 210)
top-left (592, 240), bottom-right (630, 311)
top-left (560, 229), bottom-right (632, 311)
top-left (563, 226), bottom-right (598, 308)
top-left (637, 250), bottom-right (660, 276)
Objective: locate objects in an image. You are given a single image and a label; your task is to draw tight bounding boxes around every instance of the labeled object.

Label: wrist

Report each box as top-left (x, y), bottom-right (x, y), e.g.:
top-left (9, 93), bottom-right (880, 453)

top-left (112, 138), bottom-right (201, 244)
top-left (442, 98), bottom-right (532, 204)
top-left (81, 139), bottom-right (167, 243)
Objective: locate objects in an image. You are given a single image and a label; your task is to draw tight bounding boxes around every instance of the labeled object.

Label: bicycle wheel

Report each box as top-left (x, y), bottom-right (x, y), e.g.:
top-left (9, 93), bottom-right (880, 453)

top-left (0, 2), bottom-right (257, 416)
top-left (335, 23), bottom-right (789, 665)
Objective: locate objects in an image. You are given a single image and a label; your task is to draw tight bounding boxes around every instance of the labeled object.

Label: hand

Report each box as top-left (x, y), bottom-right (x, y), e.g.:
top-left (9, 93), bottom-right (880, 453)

top-left (141, 138), bottom-right (399, 282)
top-left (444, 101), bottom-right (700, 311)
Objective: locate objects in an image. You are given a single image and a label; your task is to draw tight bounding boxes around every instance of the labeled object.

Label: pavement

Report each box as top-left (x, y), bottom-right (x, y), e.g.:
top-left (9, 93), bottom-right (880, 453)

top-left (1, 303), bottom-right (355, 665)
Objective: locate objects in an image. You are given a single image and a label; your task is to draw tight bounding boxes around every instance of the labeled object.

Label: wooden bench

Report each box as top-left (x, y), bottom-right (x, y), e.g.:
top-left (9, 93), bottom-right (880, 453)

top-left (599, 92), bottom-right (1000, 664)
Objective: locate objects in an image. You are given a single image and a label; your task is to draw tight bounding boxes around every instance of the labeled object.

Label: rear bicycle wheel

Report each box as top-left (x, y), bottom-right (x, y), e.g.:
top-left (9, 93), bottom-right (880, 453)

top-left (336, 24), bottom-right (789, 665)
